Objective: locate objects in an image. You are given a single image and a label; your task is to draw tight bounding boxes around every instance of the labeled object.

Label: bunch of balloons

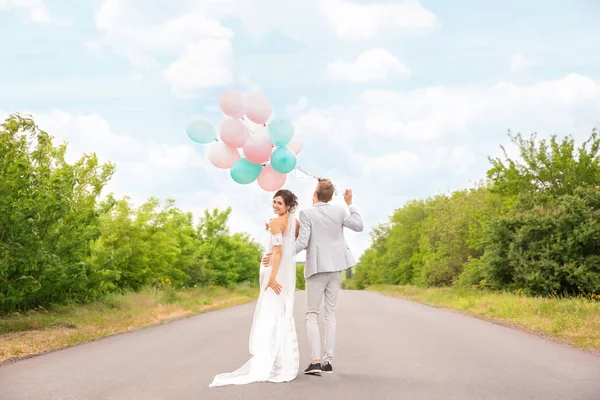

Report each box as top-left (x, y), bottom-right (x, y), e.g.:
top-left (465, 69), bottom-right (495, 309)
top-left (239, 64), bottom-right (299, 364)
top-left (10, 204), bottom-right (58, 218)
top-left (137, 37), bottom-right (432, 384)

top-left (185, 89), bottom-right (302, 192)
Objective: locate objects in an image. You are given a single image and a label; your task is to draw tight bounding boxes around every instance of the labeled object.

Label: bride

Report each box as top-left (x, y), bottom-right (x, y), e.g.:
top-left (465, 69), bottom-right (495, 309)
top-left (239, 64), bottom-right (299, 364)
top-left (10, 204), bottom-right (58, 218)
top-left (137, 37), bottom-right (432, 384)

top-left (209, 189), bottom-right (300, 387)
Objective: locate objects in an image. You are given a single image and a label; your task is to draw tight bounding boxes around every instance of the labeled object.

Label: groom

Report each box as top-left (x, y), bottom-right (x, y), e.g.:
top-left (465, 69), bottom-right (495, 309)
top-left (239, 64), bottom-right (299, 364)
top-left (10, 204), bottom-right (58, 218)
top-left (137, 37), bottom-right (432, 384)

top-left (266, 178), bottom-right (363, 375)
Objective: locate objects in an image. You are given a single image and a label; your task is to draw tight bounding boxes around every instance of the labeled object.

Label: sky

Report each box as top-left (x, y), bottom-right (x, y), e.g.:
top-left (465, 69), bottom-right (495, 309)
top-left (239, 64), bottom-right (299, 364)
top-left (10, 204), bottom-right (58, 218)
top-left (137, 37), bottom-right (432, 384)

top-left (2, 0), bottom-right (600, 259)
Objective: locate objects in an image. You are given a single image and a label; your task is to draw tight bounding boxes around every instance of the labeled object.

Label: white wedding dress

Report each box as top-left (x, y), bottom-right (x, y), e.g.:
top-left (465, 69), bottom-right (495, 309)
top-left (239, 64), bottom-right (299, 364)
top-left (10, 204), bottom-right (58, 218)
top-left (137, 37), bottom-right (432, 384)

top-left (209, 213), bottom-right (299, 387)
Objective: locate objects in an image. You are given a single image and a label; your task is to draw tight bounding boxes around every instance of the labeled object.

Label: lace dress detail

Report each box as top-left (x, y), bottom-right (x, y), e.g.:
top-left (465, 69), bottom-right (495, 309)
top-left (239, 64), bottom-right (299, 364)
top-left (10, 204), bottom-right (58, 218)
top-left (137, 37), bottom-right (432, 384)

top-left (271, 233), bottom-right (283, 246)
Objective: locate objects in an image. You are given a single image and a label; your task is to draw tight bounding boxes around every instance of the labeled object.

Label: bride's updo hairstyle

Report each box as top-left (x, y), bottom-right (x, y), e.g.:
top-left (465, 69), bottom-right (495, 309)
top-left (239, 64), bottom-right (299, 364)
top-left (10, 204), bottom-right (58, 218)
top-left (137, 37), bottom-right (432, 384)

top-left (274, 189), bottom-right (298, 213)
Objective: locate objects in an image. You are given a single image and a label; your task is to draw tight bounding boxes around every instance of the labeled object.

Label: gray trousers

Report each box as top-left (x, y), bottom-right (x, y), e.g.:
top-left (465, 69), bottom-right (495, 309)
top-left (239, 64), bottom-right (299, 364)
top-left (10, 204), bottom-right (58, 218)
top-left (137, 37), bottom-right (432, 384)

top-left (305, 271), bottom-right (342, 364)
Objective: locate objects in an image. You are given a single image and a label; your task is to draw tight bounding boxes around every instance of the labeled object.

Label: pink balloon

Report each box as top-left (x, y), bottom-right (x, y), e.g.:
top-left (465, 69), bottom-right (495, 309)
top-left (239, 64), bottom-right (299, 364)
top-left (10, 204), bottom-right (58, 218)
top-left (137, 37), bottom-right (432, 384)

top-left (243, 133), bottom-right (272, 164)
top-left (208, 141), bottom-right (240, 169)
top-left (258, 164), bottom-right (286, 192)
top-left (220, 118), bottom-right (249, 148)
top-left (245, 92), bottom-right (272, 125)
top-left (287, 136), bottom-right (303, 155)
top-left (219, 90), bottom-right (245, 119)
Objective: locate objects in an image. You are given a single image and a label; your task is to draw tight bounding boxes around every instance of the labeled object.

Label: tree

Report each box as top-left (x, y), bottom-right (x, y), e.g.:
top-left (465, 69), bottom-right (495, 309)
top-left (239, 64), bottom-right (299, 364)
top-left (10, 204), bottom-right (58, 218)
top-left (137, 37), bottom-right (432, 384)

top-left (353, 128), bottom-right (600, 294)
top-left (0, 114), bottom-right (115, 312)
top-left (91, 202), bottom-right (263, 290)
top-left (0, 115), bottom-right (265, 314)
top-left (477, 188), bottom-right (600, 295)
top-left (353, 199), bottom-right (428, 288)
top-left (193, 208), bottom-right (262, 287)
top-left (487, 130), bottom-right (600, 198)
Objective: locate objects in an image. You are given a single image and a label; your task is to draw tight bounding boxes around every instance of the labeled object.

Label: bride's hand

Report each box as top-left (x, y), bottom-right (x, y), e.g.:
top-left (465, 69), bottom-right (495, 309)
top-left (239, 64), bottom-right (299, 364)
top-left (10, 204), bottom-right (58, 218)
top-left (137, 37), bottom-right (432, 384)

top-left (266, 279), bottom-right (282, 295)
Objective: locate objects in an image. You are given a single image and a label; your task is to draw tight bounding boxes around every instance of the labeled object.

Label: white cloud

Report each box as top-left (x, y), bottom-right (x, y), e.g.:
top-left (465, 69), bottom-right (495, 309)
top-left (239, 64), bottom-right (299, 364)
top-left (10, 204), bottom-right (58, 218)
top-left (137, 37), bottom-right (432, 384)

top-left (285, 96), bottom-right (309, 117)
top-left (321, 0), bottom-right (438, 39)
top-left (94, 0), bottom-right (235, 94)
top-left (290, 74), bottom-right (600, 253)
top-left (207, 0), bottom-right (437, 44)
top-left (5, 111), bottom-right (206, 201)
top-left (325, 48), bottom-right (410, 83)
top-left (509, 53), bottom-right (532, 73)
top-left (151, 0), bottom-right (435, 45)
top-left (211, 0), bottom-right (328, 43)
top-left (0, 75), bottom-right (148, 104)
top-left (355, 73), bottom-right (600, 142)
top-left (433, 146), bottom-right (477, 176)
top-left (91, 0), bottom-right (437, 94)
top-left (0, 0), bottom-right (55, 24)
top-left (294, 110), bottom-right (337, 139)
top-left (163, 39), bottom-right (234, 97)
top-left (365, 151), bottom-right (421, 176)
top-left (94, 0), bottom-right (233, 61)
top-left (28, 5), bottom-right (49, 22)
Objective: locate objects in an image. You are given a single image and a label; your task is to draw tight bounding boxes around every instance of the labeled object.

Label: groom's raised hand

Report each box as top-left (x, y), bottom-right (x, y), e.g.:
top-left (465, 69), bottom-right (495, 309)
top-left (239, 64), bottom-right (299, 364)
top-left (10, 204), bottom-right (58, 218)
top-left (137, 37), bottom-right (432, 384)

top-left (344, 189), bottom-right (353, 205)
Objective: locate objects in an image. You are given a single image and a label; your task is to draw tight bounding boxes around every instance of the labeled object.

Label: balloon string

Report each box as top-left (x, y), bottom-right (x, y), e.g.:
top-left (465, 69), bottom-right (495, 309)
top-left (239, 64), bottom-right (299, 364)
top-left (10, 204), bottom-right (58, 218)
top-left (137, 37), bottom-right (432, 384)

top-left (293, 166), bottom-right (339, 196)
top-left (294, 165), bottom-right (319, 180)
top-left (240, 117), bottom-right (257, 136)
top-left (257, 164), bottom-right (319, 181)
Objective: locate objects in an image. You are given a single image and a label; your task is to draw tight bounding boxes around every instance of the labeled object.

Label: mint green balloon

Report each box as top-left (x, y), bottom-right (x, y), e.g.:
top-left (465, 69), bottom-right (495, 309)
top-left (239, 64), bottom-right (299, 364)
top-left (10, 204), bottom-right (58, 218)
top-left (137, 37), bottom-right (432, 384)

top-left (268, 119), bottom-right (294, 147)
top-left (230, 158), bottom-right (263, 184)
top-left (270, 146), bottom-right (297, 174)
top-left (186, 117), bottom-right (216, 144)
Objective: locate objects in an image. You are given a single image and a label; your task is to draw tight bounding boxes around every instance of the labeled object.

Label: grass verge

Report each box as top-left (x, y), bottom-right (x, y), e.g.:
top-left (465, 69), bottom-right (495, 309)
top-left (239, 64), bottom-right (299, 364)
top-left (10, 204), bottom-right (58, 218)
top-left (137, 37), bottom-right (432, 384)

top-left (0, 285), bottom-right (258, 364)
top-left (368, 285), bottom-right (600, 352)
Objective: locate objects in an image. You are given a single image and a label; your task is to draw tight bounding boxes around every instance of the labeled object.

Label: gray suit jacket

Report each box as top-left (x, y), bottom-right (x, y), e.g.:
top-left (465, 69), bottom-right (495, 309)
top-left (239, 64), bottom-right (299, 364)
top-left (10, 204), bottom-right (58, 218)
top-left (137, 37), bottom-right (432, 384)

top-left (294, 202), bottom-right (363, 279)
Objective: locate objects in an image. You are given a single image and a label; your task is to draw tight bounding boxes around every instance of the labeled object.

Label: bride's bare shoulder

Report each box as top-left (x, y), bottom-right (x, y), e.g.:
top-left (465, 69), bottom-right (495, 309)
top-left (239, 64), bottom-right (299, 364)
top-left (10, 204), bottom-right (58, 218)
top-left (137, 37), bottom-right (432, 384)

top-left (269, 216), bottom-right (288, 233)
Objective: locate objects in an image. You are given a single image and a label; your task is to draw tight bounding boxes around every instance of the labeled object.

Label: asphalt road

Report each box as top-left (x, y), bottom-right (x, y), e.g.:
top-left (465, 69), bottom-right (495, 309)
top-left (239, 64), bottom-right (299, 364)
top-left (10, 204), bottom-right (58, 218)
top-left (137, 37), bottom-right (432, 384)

top-left (1, 290), bottom-right (599, 400)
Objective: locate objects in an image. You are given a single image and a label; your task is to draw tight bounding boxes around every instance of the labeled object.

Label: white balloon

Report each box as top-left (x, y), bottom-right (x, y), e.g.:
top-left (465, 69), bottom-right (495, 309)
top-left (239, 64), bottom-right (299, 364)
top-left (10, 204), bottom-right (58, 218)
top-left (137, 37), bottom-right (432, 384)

top-left (208, 141), bottom-right (240, 169)
top-left (287, 136), bottom-right (303, 155)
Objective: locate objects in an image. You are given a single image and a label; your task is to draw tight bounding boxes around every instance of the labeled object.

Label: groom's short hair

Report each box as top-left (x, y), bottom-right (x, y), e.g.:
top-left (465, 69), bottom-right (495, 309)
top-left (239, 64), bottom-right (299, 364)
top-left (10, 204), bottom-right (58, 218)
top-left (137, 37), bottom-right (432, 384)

top-left (316, 178), bottom-right (335, 202)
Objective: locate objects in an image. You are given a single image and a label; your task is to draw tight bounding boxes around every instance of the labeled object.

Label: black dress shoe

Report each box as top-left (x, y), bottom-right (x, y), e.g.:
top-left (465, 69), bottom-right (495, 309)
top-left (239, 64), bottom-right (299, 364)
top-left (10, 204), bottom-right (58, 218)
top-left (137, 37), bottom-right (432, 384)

top-left (304, 362), bottom-right (322, 375)
top-left (322, 362), bottom-right (333, 374)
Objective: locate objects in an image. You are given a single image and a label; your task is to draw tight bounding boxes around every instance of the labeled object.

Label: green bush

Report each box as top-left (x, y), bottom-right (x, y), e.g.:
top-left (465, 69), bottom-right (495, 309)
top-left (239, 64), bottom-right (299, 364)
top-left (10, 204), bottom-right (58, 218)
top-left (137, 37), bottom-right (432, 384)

top-left (354, 128), bottom-right (600, 298)
top-left (0, 115), bottom-right (115, 312)
top-left (0, 115), bottom-right (262, 314)
top-left (478, 188), bottom-right (600, 295)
